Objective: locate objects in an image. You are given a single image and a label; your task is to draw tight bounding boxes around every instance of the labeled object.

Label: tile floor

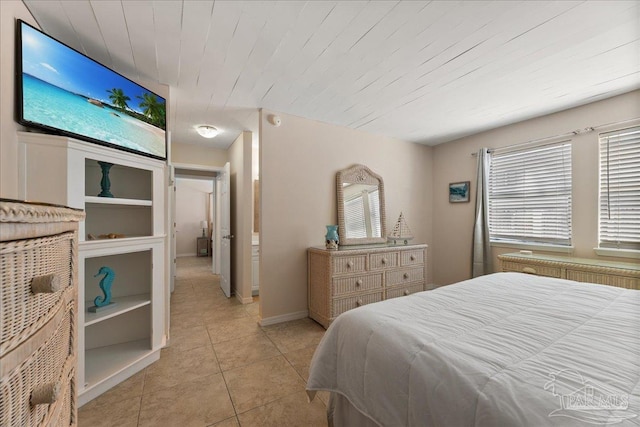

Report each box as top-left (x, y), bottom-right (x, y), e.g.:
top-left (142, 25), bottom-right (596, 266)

top-left (78, 256), bottom-right (329, 427)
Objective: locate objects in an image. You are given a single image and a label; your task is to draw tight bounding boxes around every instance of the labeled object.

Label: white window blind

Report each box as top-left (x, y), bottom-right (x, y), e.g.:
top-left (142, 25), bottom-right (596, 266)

top-left (368, 189), bottom-right (381, 237)
top-left (489, 142), bottom-right (572, 246)
top-left (599, 126), bottom-right (640, 250)
top-left (344, 195), bottom-right (367, 238)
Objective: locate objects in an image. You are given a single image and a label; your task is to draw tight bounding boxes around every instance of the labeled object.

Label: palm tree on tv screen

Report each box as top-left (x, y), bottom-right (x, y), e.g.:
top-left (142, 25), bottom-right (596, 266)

top-left (106, 88), bottom-right (130, 112)
top-left (137, 92), bottom-right (166, 129)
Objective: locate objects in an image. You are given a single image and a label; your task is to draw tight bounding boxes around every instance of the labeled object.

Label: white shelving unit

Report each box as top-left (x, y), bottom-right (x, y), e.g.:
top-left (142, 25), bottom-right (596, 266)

top-left (17, 132), bottom-right (167, 406)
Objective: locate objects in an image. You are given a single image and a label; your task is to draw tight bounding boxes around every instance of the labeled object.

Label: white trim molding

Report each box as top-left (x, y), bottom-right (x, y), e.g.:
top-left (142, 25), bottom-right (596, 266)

top-left (491, 241), bottom-right (574, 254)
top-left (594, 248), bottom-right (640, 260)
top-left (259, 310), bottom-right (309, 327)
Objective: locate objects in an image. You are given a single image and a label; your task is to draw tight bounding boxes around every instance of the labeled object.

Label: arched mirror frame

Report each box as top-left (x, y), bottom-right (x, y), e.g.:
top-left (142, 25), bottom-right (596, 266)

top-left (336, 164), bottom-right (387, 245)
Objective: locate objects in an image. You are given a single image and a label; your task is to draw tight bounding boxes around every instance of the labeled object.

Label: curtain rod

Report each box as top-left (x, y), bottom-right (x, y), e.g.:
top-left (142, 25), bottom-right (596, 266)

top-left (470, 116), bottom-right (640, 156)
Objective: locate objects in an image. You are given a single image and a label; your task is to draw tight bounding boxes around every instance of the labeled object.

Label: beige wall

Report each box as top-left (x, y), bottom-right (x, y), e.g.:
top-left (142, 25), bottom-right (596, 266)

top-left (0, 2), bottom-right (38, 198)
top-left (432, 90), bottom-right (640, 286)
top-left (229, 131), bottom-right (253, 303)
top-left (259, 109), bottom-right (433, 323)
top-left (172, 141), bottom-right (228, 167)
top-left (175, 178), bottom-right (212, 257)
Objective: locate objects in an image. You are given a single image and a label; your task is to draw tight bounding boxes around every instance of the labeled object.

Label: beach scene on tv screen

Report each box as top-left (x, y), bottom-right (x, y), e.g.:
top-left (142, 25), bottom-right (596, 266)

top-left (20, 24), bottom-right (166, 159)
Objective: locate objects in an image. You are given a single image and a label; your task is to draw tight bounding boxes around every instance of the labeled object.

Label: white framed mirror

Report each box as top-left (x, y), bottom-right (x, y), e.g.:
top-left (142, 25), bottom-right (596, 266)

top-left (336, 164), bottom-right (386, 245)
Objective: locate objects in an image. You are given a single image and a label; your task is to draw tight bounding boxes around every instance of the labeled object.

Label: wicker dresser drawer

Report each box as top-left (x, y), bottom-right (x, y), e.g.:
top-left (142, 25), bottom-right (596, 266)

top-left (386, 266), bottom-right (425, 286)
top-left (566, 270), bottom-right (640, 289)
top-left (333, 255), bottom-right (367, 275)
top-left (386, 283), bottom-right (425, 299)
top-left (333, 273), bottom-right (383, 296)
top-left (370, 252), bottom-right (398, 270)
top-left (1, 232), bottom-right (74, 355)
top-left (501, 261), bottom-right (562, 278)
top-left (332, 292), bottom-right (383, 317)
top-left (0, 304), bottom-right (74, 427)
top-left (400, 249), bottom-right (424, 266)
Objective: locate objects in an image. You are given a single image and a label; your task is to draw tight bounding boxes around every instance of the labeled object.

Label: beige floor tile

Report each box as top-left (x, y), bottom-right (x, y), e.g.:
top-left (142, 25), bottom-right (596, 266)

top-left (283, 344), bottom-right (318, 382)
top-left (170, 311), bottom-right (204, 329)
top-left (78, 396), bottom-right (141, 427)
top-left (202, 303), bottom-right (252, 323)
top-left (208, 416), bottom-right (240, 427)
top-left (169, 324), bottom-right (212, 352)
top-left (224, 355), bottom-right (306, 414)
top-left (80, 369), bottom-right (145, 408)
top-left (263, 318), bottom-right (325, 354)
top-left (237, 391), bottom-right (327, 427)
top-left (144, 344), bottom-right (220, 393)
top-left (214, 333), bottom-right (281, 372)
top-left (245, 301), bottom-right (260, 317)
top-left (317, 391), bottom-right (331, 406)
top-left (206, 315), bottom-right (263, 344)
top-left (138, 374), bottom-right (235, 427)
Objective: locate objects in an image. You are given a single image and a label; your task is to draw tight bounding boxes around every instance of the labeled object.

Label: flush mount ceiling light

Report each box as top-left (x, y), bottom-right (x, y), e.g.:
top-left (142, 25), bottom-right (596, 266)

top-left (196, 125), bottom-right (220, 138)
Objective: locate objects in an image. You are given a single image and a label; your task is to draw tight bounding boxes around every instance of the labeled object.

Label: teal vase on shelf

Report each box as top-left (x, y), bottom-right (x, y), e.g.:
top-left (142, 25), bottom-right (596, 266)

top-left (325, 225), bottom-right (339, 250)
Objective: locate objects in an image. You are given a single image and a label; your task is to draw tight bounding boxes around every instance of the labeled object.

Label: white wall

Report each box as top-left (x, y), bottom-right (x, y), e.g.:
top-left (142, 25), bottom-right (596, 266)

top-left (259, 109), bottom-right (433, 323)
top-left (228, 131), bottom-right (253, 303)
top-left (172, 141), bottom-right (228, 167)
top-left (0, 2), bottom-right (38, 198)
top-left (175, 178), bottom-right (212, 257)
top-left (431, 90), bottom-right (640, 286)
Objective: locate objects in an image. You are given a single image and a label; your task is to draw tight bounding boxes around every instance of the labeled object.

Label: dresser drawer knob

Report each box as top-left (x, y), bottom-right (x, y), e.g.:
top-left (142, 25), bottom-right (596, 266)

top-left (410, 255), bottom-right (416, 261)
top-left (403, 273), bottom-right (410, 279)
top-left (355, 279), bottom-right (362, 287)
top-left (356, 299), bottom-right (363, 307)
top-left (347, 261), bottom-right (353, 268)
top-left (522, 267), bottom-right (537, 275)
top-left (31, 381), bottom-right (61, 405)
top-left (31, 274), bottom-right (61, 294)
top-left (381, 258), bottom-right (387, 264)
top-left (404, 289), bottom-right (410, 296)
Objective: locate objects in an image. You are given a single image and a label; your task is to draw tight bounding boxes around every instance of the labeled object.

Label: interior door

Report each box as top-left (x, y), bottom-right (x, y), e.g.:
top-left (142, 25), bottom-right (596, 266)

top-left (219, 162), bottom-right (232, 297)
top-left (170, 168), bottom-right (176, 293)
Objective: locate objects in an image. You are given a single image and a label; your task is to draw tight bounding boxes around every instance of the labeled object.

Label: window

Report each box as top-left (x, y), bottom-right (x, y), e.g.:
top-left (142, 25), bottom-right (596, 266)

top-left (344, 188), bottom-right (380, 238)
top-left (599, 126), bottom-right (640, 250)
top-left (488, 142), bottom-right (572, 246)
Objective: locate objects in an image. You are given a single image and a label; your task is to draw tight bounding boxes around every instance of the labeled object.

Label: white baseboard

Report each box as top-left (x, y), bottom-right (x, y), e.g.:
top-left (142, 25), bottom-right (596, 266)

top-left (236, 293), bottom-right (253, 304)
top-left (177, 252), bottom-right (196, 258)
top-left (259, 310), bottom-right (308, 327)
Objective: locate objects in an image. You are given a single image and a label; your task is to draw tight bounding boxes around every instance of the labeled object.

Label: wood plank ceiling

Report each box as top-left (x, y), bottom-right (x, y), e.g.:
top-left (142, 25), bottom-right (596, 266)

top-left (23, 1), bottom-right (640, 149)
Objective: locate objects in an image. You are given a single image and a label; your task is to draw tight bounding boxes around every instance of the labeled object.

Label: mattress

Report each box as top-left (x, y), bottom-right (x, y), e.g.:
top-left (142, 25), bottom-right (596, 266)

top-left (306, 272), bottom-right (640, 426)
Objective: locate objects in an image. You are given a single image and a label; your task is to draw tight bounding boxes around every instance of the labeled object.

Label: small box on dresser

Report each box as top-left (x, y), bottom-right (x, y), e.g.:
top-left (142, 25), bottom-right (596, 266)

top-left (308, 244), bottom-right (428, 328)
top-left (1, 200), bottom-right (84, 427)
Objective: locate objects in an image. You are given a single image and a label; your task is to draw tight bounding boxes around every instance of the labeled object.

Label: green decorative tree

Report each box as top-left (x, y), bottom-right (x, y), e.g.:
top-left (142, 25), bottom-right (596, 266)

top-left (137, 93), bottom-right (166, 129)
top-left (106, 88), bottom-right (131, 112)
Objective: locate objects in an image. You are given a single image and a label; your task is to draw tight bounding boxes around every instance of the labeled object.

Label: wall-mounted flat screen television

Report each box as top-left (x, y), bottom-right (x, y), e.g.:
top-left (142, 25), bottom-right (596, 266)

top-left (16, 19), bottom-right (167, 161)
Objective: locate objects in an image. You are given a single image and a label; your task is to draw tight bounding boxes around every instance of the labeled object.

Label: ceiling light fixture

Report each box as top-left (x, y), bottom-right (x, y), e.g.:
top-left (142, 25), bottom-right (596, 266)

top-left (196, 125), bottom-right (220, 138)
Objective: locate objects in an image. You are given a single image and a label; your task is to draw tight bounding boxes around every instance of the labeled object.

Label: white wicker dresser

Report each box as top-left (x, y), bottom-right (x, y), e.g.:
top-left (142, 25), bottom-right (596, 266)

top-left (1, 200), bottom-right (84, 427)
top-left (308, 244), bottom-right (428, 328)
top-left (498, 252), bottom-right (639, 290)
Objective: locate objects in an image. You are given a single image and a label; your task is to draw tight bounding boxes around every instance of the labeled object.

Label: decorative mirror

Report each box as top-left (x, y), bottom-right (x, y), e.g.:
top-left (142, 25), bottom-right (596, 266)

top-left (336, 164), bottom-right (386, 245)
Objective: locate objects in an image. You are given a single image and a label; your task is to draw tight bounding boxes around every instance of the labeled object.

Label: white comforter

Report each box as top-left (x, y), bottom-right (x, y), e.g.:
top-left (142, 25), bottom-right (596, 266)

top-left (307, 273), bottom-right (640, 426)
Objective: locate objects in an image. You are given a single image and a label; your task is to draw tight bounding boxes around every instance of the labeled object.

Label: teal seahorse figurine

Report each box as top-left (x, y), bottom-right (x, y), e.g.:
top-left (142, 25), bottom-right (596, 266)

top-left (93, 266), bottom-right (115, 307)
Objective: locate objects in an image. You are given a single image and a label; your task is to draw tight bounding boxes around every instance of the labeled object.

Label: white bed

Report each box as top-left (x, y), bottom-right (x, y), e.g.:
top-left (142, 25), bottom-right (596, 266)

top-left (306, 272), bottom-right (640, 426)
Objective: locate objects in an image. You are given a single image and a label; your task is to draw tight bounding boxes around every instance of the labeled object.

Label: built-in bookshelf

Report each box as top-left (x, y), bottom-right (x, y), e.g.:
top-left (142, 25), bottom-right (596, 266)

top-left (17, 131), bottom-right (167, 406)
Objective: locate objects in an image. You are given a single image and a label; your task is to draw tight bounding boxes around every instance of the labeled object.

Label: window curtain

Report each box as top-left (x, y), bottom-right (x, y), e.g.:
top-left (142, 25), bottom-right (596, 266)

top-left (472, 148), bottom-right (492, 277)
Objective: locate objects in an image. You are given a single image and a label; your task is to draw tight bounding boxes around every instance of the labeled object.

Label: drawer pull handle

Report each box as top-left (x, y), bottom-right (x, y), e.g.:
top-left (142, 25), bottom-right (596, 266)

top-left (381, 258), bottom-right (387, 264)
top-left (410, 255), bottom-right (416, 261)
top-left (347, 261), bottom-right (353, 268)
top-left (355, 280), bottom-right (362, 287)
top-left (31, 381), bottom-right (61, 405)
top-left (404, 290), bottom-right (410, 296)
top-left (522, 267), bottom-right (537, 275)
top-left (403, 273), bottom-right (410, 279)
top-left (31, 274), bottom-right (61, 294)
top-left (356, 299), bottom-right (363, 307)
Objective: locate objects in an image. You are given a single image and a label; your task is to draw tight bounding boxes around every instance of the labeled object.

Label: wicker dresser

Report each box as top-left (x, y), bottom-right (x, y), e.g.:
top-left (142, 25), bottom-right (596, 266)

top-left (308, 244), bottom-right (428, 328)
top-left (1, 200), bottom-right (84, 427)
top-left (498, 252), bottom-right (640, 290)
